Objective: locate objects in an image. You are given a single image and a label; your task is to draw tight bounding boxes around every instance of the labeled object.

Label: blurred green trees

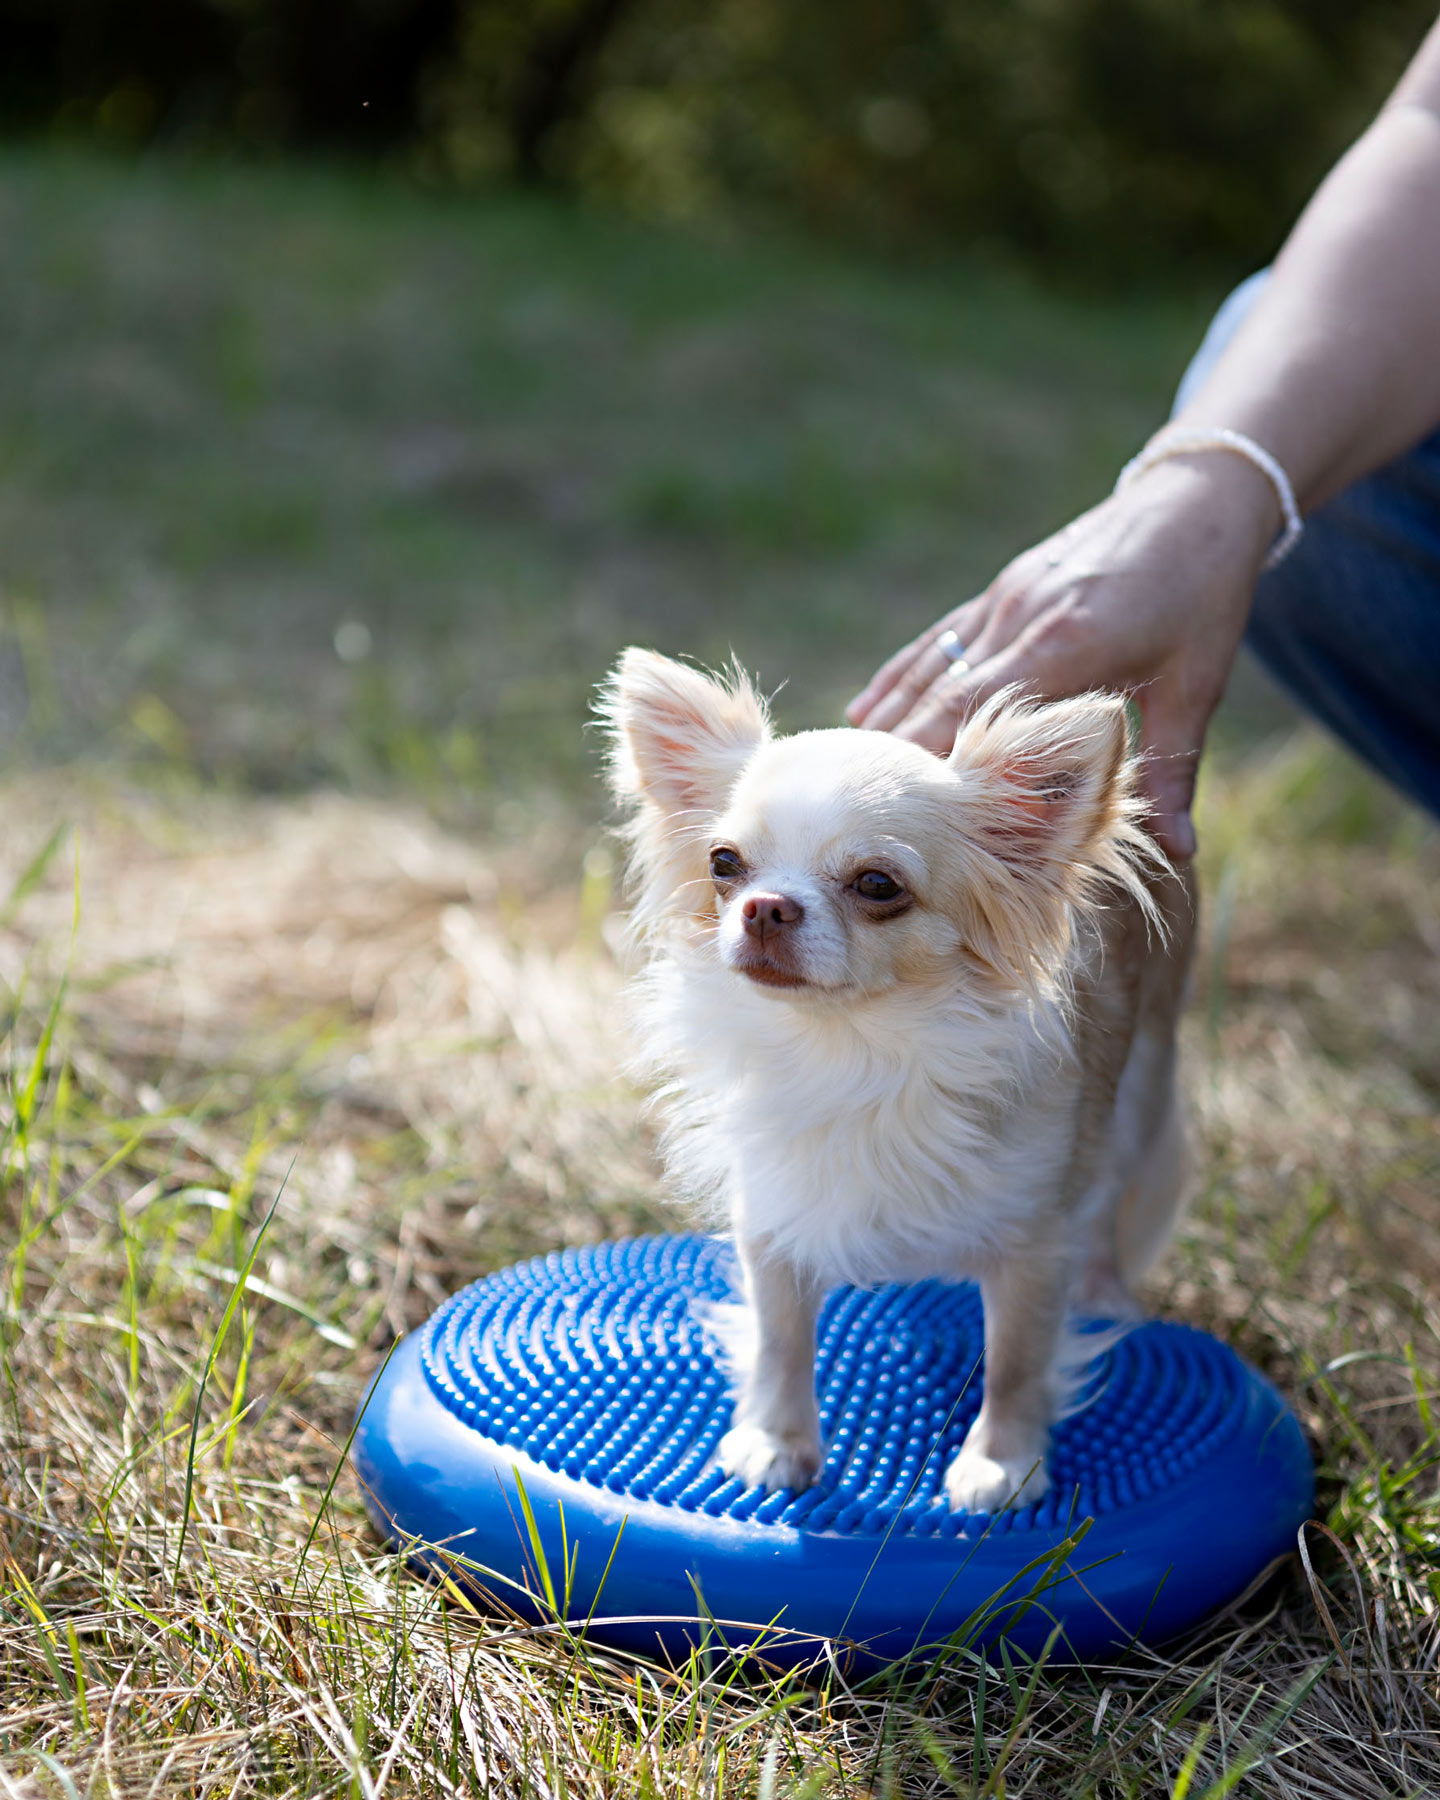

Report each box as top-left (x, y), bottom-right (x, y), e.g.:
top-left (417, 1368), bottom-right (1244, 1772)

top-left (3, 0), bottom-right (1434, 278)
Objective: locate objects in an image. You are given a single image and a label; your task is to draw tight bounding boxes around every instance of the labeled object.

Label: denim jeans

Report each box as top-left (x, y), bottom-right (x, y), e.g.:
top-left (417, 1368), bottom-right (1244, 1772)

top-left (1176, 271), bottom-right (1440, 821)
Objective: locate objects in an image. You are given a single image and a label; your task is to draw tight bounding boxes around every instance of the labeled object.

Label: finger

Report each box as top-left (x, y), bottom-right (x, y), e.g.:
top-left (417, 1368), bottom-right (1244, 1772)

top-left (860, 649), bottom-right (961, 736)
top-left (846, 597), bottom-right (987, 726)
top-left (886, 688), bottom-right (966, 756)
top-left (1135, 700), bottom-right (1205, 861)
top-left (873, 577), bottom-right (1061, 739)
top-left (856, 611), bottom-right (994, 736)
top-left (845, 627), bottom-right (940, 727)
top-left (943, 579), bottom-right (1059, 677)
top-left (855, 507), bottom-right (1110, 727)
top-left (888, 611), bottom-right (1083, 750)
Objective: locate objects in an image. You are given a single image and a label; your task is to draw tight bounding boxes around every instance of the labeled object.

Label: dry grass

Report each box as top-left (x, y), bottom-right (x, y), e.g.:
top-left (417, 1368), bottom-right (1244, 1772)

top-left (1, 732), bottom-right (1438, 1799)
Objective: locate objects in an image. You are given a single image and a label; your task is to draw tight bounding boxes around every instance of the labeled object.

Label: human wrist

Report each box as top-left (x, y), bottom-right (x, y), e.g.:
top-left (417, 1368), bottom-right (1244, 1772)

top-left (1118, 425), bottom-right (1303, 570)
top-left (1115, 444), bottom-right (1285, 572)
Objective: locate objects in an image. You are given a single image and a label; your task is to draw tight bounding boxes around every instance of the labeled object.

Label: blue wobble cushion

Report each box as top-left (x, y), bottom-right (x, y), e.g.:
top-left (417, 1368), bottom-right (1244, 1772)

top-left (353, 1235), bottom-right (1312, 1669)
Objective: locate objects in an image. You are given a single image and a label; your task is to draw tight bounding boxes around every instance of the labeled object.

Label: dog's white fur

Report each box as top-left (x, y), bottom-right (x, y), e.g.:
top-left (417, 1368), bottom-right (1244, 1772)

top-left (601, 648), bottom-right (1195, 1513)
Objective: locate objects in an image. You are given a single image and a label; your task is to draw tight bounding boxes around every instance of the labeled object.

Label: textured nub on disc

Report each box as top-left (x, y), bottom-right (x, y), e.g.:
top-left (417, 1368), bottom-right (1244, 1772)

top-left (419, 1235), bottom-right (1246, 1538)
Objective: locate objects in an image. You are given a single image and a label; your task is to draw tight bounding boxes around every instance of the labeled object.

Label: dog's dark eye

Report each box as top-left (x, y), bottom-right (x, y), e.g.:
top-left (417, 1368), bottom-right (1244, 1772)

top-left (854, 870), bottom-right (903, 903)
top-left (710, 847), bottom-right (745, 884)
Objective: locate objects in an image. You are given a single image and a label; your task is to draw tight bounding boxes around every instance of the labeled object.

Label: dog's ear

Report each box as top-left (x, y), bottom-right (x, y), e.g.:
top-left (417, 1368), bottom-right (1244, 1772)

top-left (602, 648), bottom-right (770, 817)
top-left (949, 688), bottom-right (1133, 871)
top-left (947, 689), bottom-right (1158, 982)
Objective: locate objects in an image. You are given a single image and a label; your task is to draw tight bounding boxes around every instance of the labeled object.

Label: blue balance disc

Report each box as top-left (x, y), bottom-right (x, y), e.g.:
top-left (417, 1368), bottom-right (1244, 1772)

top-left (352, 1235), bottom-right (1313, 1669)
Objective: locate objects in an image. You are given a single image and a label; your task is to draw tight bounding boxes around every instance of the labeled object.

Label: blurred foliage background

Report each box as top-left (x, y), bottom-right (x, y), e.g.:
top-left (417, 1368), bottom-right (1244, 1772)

top-left (4, 0), bottom-right (1436, 282)
top-left (2, 2), bottom-right (1439, 813)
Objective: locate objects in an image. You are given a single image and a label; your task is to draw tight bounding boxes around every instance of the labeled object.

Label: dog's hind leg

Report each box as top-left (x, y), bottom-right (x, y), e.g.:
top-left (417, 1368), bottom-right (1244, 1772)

top-left (1074, 863), bottom-right (1196, 1314)
top-left (1115, 1074), bottom-right (1188, 1286)
top-left (1076, 1028), bottom-right (1187, 1311)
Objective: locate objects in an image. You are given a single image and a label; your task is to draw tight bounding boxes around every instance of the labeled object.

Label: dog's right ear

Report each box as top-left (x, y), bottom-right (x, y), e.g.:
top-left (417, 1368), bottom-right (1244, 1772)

top-left (601, 648), bottom-right (770, 817)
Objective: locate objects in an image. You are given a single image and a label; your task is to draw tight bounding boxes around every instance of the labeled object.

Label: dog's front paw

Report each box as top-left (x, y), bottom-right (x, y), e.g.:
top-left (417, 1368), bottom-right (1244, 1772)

top-left (719, 1422), bottom-right (822, 1493)
top-left (943, 1445), bottom-right (1051, 1515)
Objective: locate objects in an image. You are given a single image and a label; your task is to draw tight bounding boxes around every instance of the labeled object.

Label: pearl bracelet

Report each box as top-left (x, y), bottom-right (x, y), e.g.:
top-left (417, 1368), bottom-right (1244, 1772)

top-left (1114, 426), bottom-right (1304, 572)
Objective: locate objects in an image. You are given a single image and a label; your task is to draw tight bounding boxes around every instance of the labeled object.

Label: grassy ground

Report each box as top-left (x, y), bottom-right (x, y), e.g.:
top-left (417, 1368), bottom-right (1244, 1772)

top-left (1, 152), bottom-right (1438, 1797)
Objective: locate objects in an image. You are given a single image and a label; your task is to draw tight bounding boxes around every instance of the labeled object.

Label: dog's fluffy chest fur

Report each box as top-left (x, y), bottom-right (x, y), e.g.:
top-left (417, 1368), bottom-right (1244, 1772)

top-left (635, 946), bottom-right (1079, 1287)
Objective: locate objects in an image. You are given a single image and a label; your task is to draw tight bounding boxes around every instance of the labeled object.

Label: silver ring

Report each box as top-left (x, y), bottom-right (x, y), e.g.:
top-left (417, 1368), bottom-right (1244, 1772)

top-left (935, 628), bottom-right (969, 664)
top-left (944, 656), bottom-right (972, 680)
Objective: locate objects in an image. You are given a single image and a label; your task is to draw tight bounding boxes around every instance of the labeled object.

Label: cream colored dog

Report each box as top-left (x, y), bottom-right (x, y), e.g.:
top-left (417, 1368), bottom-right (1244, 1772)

top-left (602, 648), bottom-right (1194, 1513)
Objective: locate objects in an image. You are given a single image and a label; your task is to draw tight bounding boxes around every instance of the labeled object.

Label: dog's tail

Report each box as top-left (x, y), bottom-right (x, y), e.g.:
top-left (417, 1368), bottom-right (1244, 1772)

top-left (1053, 1312), bottom-right (1136, 1422)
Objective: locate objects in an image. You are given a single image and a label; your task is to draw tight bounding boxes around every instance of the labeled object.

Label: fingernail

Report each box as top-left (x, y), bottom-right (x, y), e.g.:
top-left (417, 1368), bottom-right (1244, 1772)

top-left (1170, 813), bottom-right (1197, 859)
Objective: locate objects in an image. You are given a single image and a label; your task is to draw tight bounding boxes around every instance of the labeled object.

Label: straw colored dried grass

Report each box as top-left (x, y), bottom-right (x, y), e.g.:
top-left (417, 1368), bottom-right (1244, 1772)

top-left (1, 741), bottom-right (1438, 1797)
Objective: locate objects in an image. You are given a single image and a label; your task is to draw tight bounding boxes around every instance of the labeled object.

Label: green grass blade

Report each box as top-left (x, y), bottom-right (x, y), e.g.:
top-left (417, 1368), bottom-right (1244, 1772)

top-left (512, 1466), bottom-right (558, 1616)
top-left (0, 822), bottom-right (69, 926)
top-left (172, 1169), bottom-right (289, 1578)
top-left (1170, 1724), bottom-right (1211, 1800)
top-left (33, 1751), bottom-right (83, 1800)
top-left (288, 1333), bottom-right (401, 1603)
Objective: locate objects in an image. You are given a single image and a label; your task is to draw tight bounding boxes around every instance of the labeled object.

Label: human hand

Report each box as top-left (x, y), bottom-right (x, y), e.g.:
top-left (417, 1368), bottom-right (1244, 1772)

top-left (846, 455), bottom-right (1282, 859)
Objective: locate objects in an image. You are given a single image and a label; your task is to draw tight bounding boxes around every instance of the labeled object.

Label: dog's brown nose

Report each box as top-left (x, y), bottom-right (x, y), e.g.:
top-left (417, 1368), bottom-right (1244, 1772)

top-left (741, 892), bottom-right (804, 940)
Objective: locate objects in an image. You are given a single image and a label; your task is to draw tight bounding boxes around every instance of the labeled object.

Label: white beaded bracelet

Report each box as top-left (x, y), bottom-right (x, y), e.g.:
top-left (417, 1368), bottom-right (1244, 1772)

top-left (1114, 426), bottom-right (1304, 571)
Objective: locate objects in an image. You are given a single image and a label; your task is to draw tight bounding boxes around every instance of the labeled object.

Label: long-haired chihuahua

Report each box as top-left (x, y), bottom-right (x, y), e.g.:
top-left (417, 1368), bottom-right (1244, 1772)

top-left (601, 648), bottom-right (1194, 1513)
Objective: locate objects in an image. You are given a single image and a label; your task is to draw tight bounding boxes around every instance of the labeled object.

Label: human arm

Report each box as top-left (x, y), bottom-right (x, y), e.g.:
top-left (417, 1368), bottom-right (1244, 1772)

top-left (847, 15), bottom-right (1440, 858)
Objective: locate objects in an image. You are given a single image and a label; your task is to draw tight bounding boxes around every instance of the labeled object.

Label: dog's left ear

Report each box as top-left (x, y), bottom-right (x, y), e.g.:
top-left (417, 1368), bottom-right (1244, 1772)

top-left (949, 689), bottom-right (1132, 870)
top-left (948, 689), bottom-right (1154, 976)
top-left (602, 648), bottom-right (770, 817)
